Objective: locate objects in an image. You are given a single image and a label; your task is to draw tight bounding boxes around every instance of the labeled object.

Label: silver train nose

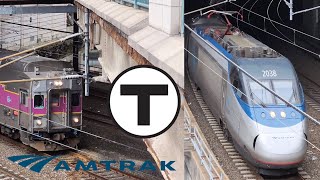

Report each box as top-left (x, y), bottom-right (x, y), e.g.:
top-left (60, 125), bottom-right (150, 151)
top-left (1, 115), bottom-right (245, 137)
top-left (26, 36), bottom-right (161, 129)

top-left (254, 133), bottom-right (307, 168)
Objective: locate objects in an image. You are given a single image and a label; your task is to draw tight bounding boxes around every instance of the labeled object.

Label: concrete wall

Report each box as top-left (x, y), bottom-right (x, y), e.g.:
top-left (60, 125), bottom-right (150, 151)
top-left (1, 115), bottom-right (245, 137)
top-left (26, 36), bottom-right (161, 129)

top-left (149, 0), bottom-right (183, 35)
top-left (0, 11), bottom-right (68, 51)
top-left (145, 103), bottom-right (184, 180)
top-left (185, 152), bottom-right (210, 180)
top-left (98, 28), bottom-right (138, 82)
top-left (302, 0), bottom-right (320, 37)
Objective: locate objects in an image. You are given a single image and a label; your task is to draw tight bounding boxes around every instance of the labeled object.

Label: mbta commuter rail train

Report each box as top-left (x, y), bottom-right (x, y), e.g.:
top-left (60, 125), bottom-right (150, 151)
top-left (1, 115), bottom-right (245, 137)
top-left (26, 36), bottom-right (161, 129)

top-left (0, 50), bottom-right (82, 151)
top-left (186, 15), bottom-right (307, 175)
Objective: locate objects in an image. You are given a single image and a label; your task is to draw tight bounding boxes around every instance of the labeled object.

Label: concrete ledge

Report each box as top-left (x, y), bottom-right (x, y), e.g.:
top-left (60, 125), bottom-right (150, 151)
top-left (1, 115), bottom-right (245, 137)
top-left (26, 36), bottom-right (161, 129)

top-left (128, 26), bottom-right (184, 88)
top-left (76, 0), bottom-right (148, 36)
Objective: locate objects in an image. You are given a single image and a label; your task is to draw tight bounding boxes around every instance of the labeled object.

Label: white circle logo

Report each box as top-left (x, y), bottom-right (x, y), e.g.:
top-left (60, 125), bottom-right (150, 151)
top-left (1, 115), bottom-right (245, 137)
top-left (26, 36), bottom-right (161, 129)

top-left (109, 65), bottom-right (180, 138)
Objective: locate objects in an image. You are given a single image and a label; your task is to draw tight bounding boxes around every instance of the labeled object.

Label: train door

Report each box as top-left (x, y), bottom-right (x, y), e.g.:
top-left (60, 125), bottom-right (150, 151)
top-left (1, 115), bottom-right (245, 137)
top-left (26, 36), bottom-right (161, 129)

top-left (19, 90), bottom-right (29, 128)
top-left (228, 67), bottom-right (242, 136)
top-left (48, 89), bottom-right (69, 129)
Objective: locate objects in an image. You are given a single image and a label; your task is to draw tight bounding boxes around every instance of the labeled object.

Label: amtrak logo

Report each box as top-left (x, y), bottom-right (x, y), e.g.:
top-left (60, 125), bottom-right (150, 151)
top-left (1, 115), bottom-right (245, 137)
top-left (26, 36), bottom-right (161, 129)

top-left (8, 154), bottom-right (176, 173)
top-left (8, 155), bottom-right (56, 173)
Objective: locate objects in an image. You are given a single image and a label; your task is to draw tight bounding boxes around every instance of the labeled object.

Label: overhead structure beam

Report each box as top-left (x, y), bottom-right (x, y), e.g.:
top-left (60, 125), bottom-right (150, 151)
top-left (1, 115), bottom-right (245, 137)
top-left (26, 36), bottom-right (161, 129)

top-left (0, 4), bottom-right (76, 14)
top-left (283, 0), bottom-right (320, 20)
top-left (184, 0), bottom-right (236, 16)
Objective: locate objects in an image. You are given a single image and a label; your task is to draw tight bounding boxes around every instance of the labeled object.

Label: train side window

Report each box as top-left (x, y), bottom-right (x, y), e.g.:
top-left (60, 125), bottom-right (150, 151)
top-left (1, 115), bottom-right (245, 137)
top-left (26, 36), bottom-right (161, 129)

top-left (51, 94), bottom-right (60, 107)
top-left (34, 95), bottom-right (44, 108)
top-left (20, 90), bottom-right (28, 106)
top-left (71, 93), bottom-right (80, 106)
top-left (230, 68), bottom-right (245, 100)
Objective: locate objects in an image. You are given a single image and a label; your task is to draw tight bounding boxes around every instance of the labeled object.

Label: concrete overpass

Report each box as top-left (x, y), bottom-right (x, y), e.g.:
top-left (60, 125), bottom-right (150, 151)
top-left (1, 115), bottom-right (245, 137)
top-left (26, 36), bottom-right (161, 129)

top-left (74, 0), bottom-right (184, 179)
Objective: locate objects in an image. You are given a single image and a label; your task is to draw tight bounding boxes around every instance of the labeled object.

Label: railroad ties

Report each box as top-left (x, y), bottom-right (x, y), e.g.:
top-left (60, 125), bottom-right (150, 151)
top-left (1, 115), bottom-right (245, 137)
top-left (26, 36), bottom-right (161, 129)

top-left (54, 153), bottom-right (139, 180)
top-left (0, 163), bottom-right (28, 180)
top-left (190, 80), bottom-right (258, 180)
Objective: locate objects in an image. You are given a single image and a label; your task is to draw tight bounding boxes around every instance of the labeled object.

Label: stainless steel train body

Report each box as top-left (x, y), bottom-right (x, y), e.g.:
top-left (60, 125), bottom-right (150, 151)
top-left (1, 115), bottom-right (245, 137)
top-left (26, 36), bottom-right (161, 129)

top-left (0, 50), bottom-right (82, 151)
top-left (186, 16), bottom-right (307, 174)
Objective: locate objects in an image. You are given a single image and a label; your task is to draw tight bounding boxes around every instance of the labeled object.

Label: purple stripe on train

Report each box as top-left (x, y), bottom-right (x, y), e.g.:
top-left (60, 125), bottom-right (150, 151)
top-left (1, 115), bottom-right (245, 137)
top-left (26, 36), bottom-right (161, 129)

top-left (0, 85), bottom-right (82, 115)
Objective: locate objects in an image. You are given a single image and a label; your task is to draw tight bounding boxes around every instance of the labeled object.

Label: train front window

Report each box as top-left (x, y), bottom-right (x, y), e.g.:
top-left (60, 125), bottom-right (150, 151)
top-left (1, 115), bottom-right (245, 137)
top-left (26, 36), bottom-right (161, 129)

top-left (248, 79), bottom-right (300, 106)
top-left (71, 93), bottom-right (80, 106)
top-left (34, 95), bottom-right (44, 108)
top-left (273, 80), bottom-right (298, 104)
top-left (51, 94), bottom-right (60, 107)
top-left (249, 81), bottom-right (273, 105)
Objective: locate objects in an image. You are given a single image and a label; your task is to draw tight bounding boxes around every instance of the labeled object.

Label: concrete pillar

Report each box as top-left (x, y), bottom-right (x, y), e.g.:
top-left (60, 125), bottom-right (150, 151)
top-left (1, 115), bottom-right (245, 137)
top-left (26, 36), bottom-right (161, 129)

top-left (149, 0), bottom-right (182, 35)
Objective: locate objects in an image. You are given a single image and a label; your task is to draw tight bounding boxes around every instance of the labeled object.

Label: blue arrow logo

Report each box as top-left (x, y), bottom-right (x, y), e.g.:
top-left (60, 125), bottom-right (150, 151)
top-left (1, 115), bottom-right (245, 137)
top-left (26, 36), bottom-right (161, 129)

top-left (8, 155), bottom-right (56, 173)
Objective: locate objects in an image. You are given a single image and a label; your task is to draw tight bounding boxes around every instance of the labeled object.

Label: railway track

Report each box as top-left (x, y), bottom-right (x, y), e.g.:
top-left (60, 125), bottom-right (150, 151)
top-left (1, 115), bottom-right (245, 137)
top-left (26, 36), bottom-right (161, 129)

top-left (189, 77), bottom-right (259, 180)
top-left (0, 134), bottom-right (145, 180)
top-left (299, 73), bottom-right (320, 108)
top-left (89, 86), bottom-right (109, 100)
top-left (188, 74), bottom-right (312, 180)
top-left (82, 109), bottom-right (115, 126)
top-left (0, 163), bottom-right (27, 180)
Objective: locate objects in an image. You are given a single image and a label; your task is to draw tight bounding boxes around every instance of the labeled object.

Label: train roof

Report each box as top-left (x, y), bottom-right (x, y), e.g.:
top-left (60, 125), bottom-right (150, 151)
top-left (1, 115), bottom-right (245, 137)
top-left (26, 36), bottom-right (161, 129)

top-left (0, 49), bottom-right (73, 81)
top-left (191, 15), bottom-right (281, 59)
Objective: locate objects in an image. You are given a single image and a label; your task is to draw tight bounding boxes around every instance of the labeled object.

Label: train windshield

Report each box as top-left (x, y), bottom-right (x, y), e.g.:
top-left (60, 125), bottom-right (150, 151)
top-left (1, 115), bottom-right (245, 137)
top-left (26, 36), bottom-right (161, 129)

top-left (248, 79), bottom-right (300, 106)
top-left (273, 80), bottom-right (298, 105)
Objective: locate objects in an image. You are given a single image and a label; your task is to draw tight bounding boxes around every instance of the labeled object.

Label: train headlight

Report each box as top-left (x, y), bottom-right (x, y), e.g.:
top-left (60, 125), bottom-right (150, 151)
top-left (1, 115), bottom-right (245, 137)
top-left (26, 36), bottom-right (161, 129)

top-left (280, 111), bottom-right (286, 118)
top-left (261, 112), bottom-right (266, 119)
top-left (270, 111), bottom-right (276, 119)
top-left (54, 80), bottom-right (63, 86)
top-left (291, 112), bottom-right (296, 118)
top-left (36, 120), bottom-right (42, 126)
top-left (73, 117), bottom-right (79, 123)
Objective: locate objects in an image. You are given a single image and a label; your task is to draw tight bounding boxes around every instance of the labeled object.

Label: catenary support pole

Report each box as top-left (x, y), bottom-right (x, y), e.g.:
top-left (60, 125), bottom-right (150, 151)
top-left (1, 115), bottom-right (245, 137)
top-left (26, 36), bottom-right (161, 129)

top-left (84, 8), bottom-right (90, 96)
top-left (73, 11), bottom-right (79, 72)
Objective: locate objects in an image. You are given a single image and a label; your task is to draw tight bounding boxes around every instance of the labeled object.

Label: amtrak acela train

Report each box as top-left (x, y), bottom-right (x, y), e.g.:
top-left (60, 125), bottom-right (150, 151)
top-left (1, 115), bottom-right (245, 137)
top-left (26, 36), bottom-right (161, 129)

top-left (186, 15), bottom-right (307, 175)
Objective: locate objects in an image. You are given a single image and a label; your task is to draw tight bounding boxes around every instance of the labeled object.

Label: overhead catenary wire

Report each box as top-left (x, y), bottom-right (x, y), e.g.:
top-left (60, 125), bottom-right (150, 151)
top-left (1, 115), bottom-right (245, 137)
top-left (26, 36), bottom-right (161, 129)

top-left (185, 23), bottom-right (320, 126)
top-left (0, 52), bottom-right (35, 69)
top-left (267, 0), bottom-right (292, 42)
top-left (227, 13), bottom-right (320, 57)
top-left (185, 47), bottom-right (320, 154)
top-left (277, 0), bottom-right (286, 24)
top-left (186, 1), bottom-right (320, 43)
top-left (185, 0), bottom-right (233, 15)
top-left (0, 32), bottom-right (82, 62)
top-left (208, 1), bottom-right (319, 58)
top-left (0, 23), bottom-right (71, 41)
top-left (42, 118), bottom-right (149, 154)
top-left (236, 0), bottom-right (251, 30)
top-left (0, 20), bottom-right (72, 34)
top-left (229, 1), bottom-right (320, 42)
top-left (0, 75), bottom-right (83, 84)
top-left (247, 0), bottom-right (262, 41)
top-left (0, 121), bottom-right (162, 180)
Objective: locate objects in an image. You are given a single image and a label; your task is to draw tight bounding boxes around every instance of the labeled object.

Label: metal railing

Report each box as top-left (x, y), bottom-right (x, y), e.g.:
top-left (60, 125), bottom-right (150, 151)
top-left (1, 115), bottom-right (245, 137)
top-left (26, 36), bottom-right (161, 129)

top-left (114, 0), bottom-right (149, 9)
top-left (184, 104), bottom-right (228, 180)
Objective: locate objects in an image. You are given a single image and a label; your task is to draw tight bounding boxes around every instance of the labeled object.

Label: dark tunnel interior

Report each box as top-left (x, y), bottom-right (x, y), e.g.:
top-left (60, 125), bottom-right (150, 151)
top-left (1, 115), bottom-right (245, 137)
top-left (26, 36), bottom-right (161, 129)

top-left (185, 0), bottom-right (320, 59)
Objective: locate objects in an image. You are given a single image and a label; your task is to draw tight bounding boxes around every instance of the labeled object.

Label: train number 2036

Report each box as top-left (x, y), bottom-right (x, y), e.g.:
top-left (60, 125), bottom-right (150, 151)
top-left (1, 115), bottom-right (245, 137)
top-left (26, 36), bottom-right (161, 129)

top-left (262, 70), bottom-right (277, 77)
